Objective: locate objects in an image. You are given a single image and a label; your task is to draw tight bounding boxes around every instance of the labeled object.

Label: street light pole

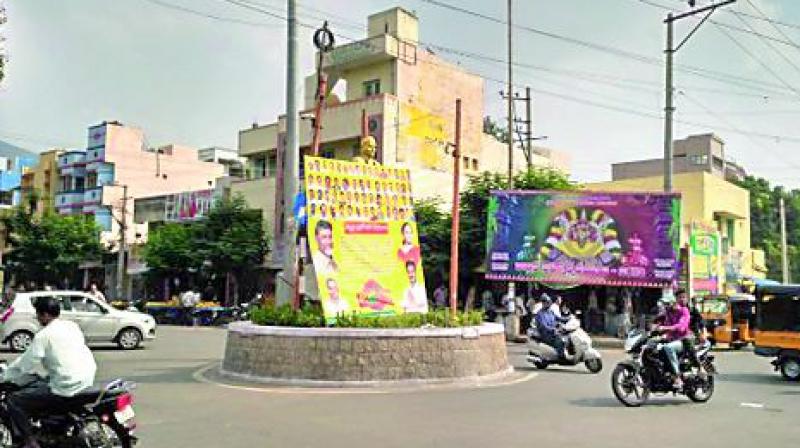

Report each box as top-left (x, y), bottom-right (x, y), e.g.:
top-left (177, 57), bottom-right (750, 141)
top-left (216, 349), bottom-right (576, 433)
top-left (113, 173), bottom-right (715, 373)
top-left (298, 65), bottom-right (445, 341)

top-left (109, 183), bottom-right (128, 300)
top-left (277, 0), bottom-right (300, 305)
top-left (663, 0), bottom-right (736, 192)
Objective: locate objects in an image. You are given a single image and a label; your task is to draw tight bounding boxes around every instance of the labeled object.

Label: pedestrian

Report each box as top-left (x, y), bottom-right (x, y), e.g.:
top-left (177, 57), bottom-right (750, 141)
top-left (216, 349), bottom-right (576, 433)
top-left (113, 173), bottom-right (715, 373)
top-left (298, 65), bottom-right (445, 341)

top-left (550, 295), bottom-right (563, 318)
top-left (434, 284), bottom-right (447, 309)
top-left (89, 283), bottom-right (106, 303)
top-left (202, 282), bottom-right (216, 304)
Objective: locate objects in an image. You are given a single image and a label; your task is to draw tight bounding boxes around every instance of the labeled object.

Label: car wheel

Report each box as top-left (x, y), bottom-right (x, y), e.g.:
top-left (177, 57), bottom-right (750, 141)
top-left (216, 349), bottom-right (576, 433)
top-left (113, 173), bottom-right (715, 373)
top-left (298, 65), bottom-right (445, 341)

top-left (780, 357), bottom-right (800, 381)
top-left (117, 328), bottom-right (142, 350)
top-left (9, 331), bottom-right (34, 353)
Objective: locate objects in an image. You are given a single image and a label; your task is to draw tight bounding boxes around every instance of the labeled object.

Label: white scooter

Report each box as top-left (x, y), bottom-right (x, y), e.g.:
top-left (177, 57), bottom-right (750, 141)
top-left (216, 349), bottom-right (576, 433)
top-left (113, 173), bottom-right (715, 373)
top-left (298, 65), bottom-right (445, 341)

top-left (526, 313), bottom-right (603, 373)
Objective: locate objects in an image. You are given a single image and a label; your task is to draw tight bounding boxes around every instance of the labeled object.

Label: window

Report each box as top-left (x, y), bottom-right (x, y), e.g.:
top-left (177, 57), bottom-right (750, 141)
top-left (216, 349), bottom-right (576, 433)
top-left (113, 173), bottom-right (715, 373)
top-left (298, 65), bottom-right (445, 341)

top-left (69, 296), bottom-right (103, 313)
top-left (727, 219), bottom-right (736, 247)
top-left (251, 157), bottom-right (267, 179)
top-left (463, 156), bottom-right (469, 169)
top-left (267, 154), bottom-right (277, 176)
top-left (363, 79), bottom-right (381, 97)
top-left (322, 148), bottom-right (336, 159)
top-left (689, 154), bottom-right (708, 166)
top-left (31, 296), bottom-right (72, 311)
top-left (472, 158), bottom-right (479, 171)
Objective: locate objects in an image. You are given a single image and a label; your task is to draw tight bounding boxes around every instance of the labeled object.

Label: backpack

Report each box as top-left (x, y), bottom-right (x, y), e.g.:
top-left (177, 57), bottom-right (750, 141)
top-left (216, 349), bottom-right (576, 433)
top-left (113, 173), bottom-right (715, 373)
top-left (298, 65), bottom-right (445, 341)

top-left (689, 306), bottom-right (705, 333)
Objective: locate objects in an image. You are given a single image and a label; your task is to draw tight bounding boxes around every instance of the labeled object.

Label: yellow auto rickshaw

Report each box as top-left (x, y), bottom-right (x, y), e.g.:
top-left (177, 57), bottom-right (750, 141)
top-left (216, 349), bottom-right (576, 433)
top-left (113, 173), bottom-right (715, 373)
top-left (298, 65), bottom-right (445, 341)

top-left (753, 284), bottom-right (800, 381)
top-left (695, 294), bottom-right (756, 349)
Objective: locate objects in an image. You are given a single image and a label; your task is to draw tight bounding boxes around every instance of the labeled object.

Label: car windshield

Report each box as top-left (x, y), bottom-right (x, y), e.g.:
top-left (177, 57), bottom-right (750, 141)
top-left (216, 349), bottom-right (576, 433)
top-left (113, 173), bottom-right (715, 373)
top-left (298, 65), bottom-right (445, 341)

top-left (698, 298), bottom-right (728, 314)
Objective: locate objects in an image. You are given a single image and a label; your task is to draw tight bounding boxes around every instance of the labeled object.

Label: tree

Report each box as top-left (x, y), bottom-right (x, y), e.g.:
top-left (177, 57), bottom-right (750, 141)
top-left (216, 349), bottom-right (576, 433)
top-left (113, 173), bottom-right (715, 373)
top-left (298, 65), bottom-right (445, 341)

top-left (414, 198), bottom-right (451, 292)
top-left (142, 222), bottom-right (200, 293)
top-left (483, 116), bottom-right (509, 143)
top-left (195, 195), bottom-right (269, 305)
top-left (2, 209), bottom-right (105, 288)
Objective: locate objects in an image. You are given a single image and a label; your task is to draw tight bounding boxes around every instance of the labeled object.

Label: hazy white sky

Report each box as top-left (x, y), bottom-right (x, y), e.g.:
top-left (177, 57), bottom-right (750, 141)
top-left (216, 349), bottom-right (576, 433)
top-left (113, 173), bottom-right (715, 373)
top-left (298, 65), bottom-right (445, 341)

top-left (3, 0), bottom-right (800, 187)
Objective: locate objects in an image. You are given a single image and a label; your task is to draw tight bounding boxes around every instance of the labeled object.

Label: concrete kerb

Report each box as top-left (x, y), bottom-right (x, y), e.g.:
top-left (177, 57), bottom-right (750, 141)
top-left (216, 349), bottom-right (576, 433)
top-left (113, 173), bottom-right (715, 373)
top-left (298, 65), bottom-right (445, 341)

top-left (221, 322), bottom-right (513, 386)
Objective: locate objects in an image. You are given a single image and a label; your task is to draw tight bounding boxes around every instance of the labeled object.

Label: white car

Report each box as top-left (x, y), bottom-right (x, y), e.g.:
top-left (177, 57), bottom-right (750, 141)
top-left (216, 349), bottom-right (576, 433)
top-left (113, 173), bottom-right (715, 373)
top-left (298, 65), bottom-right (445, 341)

top-left (0, 291), bottom-right (156, 352)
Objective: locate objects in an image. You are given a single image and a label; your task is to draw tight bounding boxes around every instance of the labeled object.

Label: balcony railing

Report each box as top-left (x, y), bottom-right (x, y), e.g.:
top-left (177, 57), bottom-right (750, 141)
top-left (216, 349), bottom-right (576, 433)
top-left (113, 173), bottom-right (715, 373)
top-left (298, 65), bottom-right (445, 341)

top-left (55, 191), bottom-right (84, 209)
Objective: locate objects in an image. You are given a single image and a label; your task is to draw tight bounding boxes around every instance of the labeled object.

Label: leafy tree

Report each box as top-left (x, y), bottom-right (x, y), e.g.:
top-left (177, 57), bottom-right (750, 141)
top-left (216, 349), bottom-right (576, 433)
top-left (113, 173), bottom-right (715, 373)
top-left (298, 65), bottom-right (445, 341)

top-left (483, 116), bottom-right (509, 143)
top-left (194, 195), bottom-right (269, 304)
top-left (414, 198), bottom-right (451, 292)
top-left (2, 209), bottom-right (104, 288)
top-left (142, 222), bottom-right (200, 291)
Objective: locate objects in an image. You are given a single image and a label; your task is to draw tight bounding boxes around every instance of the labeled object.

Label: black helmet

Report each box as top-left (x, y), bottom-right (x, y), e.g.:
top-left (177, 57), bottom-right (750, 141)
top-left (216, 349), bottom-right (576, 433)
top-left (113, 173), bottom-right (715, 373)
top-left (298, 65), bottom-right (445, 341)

top-left (33, 296), bottom-right (61, 318)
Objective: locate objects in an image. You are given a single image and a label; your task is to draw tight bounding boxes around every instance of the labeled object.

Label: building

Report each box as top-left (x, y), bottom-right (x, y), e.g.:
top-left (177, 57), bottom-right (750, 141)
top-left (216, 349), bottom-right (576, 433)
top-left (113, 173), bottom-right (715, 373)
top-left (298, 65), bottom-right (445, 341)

top-left (18, 149), bottom-right (63, 215)
top-left (54, 121), bottom-right (225, 297)
top-left (233, 6), bottom-right (570, 250)
top-left (198, 147), bottom-right (245, 178)
top-left (586, 171), bottom-right (767, 293)
top-left (612, 133), bottom-right (746, 183)
top-left (55, 121), bottom-right (226, 243)
top-left (0, 154), bottom-right (37, 208)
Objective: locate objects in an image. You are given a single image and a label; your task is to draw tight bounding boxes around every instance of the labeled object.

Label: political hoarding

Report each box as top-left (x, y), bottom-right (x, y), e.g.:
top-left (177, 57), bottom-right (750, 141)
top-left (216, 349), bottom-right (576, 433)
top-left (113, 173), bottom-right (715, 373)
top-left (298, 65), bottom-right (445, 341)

top-left (304, 156), bottom-right (427, 322)
top-left (485, 190), bottom-right (682, 287)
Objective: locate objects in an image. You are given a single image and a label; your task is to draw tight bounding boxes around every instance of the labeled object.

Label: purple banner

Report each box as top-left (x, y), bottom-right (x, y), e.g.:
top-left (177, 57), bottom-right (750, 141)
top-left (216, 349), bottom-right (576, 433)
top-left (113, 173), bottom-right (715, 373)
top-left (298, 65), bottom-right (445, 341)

top-left (485, 190), bottom-right (682, 287)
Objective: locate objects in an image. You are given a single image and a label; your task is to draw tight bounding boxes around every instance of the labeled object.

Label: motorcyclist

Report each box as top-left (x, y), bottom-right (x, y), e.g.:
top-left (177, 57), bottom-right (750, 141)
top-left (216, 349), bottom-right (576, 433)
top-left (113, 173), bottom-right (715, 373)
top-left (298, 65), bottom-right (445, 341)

top-left (654, 289), bottom-right (691, 389)
top-left (535, 295), bottom-right (569, 359)
top-left (0, 297), bottom-right (97, 448)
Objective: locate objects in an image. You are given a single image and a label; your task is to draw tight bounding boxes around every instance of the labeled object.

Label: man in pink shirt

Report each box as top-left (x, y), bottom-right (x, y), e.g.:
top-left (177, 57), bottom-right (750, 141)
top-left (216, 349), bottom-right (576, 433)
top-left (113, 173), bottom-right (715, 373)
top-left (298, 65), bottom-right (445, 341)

top-left (655, 289), bottom-right (691, 388)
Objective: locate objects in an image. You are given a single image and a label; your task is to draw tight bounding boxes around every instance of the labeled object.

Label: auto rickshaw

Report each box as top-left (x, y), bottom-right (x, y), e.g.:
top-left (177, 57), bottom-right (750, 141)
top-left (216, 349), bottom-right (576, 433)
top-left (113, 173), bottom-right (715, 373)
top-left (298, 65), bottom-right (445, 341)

top-left (753, 284), bottom-right (800, 381)
top-left (695, 294), bottom-right (756, 349)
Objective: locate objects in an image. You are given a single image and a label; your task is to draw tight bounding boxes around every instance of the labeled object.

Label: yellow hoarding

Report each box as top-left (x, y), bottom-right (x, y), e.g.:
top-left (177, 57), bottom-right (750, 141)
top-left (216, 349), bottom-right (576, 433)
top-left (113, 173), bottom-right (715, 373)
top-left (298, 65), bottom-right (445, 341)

top-left (304, 157), bottom-right (428, 322)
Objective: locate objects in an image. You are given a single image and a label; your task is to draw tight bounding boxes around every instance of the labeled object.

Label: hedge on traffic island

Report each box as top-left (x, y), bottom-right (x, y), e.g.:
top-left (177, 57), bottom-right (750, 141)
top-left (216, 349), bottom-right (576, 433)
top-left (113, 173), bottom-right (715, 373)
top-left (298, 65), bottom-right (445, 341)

top-left (248, 303), bottom-right (484, 328)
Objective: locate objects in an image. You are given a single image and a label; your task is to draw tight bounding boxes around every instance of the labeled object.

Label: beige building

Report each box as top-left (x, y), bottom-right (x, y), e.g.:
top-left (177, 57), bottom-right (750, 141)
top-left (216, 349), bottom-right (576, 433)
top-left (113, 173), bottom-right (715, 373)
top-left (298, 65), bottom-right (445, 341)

top-left (19, 149), bottom-right (62, 215)
top-left (233, 7), bottom-right (570, 246)
top-left (587, 171), bottom-right (767, 292)
top-left (612, 133), bottom-right (746, 183)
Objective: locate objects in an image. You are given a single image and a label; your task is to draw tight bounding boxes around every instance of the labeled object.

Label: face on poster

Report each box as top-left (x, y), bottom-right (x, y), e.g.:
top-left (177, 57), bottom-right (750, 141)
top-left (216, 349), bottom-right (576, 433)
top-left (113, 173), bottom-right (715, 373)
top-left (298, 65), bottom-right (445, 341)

top-left (485, 190), bottom-right (682, 287)
top-left (304, 157), bottom-right (427, 322)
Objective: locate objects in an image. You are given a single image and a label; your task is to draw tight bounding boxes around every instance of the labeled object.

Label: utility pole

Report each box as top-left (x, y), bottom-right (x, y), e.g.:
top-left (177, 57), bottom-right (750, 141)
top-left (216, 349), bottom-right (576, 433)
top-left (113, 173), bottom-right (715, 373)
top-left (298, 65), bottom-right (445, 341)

top-left (449, 99), bottom-right (462, 315)
top-left (781, 196), bottom-right (789, 284)
top-left (116, 184), bottom-right (128, 300)
top-left (663, 0), bottom-right (736, 192)
top-left (506, 0), bottom-right (514, 186)
top-left (277, 0), bottom-right (300, 305)
top-left (525, 86), bottom-right (532, 170)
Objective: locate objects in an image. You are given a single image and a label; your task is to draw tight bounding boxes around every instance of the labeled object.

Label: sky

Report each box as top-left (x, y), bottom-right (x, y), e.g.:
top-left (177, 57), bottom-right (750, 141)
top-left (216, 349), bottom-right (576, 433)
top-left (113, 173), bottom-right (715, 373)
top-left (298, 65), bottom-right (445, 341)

top-left (3, 0), bottom-right (800, 187)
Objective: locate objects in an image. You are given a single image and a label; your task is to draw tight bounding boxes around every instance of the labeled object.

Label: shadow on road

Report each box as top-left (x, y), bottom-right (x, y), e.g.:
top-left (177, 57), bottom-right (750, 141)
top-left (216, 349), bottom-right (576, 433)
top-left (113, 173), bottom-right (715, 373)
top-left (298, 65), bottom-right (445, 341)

top-left (570, 397), bottom-right (689, 408)
top-left (717, 372), bottom-right (784, 385)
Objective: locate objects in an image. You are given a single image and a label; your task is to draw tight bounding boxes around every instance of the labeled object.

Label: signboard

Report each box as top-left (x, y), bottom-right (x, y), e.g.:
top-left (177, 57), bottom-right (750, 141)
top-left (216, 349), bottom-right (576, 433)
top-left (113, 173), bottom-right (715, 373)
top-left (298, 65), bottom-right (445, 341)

top-left (485, 190), bottom-right (682, 287)
top-left (690, 221), bottom-right (721, 296)
top-left (304, 156), bottom-right (426, 322)
top-left (165, 189), bottom-right (215, 222)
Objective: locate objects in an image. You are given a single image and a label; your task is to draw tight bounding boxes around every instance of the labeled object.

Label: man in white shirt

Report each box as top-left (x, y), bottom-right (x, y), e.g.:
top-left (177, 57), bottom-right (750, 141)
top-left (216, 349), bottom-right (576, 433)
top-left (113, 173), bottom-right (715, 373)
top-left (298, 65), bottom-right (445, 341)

top-left (401, 261), bottom-right (427, 313)
top-left (312, 220), bottom-right (338, 276)
top-left (324, 278), bottom-right (350, 317)
top-left (89, 283), bottom-right (106, 303)
top-left (1, 296), bottom-right (97, 448)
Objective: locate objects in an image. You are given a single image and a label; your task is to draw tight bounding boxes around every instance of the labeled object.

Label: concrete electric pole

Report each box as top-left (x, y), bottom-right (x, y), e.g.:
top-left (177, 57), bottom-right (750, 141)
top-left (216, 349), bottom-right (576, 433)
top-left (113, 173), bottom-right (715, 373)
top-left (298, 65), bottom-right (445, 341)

top-left (663, 0), bottom-right (736, 192)
top-left (781, 196), bottom-right (789, 284)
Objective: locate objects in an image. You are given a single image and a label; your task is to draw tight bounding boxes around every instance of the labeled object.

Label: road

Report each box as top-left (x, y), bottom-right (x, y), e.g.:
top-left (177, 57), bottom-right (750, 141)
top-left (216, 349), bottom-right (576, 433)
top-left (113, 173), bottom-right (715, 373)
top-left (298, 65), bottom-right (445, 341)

top-left (3, 326), bottom-right (799, 447)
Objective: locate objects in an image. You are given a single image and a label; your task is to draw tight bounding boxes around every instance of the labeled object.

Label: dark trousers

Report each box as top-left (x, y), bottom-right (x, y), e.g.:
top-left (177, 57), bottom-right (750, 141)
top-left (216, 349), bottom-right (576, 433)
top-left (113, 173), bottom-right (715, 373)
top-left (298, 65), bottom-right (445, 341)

top-left (6, 379), bottom-right (71, 440)
top-left (541, 331), bottom-right (565, 358)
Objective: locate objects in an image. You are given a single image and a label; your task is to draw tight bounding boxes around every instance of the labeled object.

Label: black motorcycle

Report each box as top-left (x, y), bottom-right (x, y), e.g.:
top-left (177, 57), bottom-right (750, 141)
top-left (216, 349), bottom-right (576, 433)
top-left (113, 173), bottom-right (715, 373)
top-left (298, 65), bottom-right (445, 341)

top-left (0, 377), bottom-right (138, 447)
top-left (611, 329), bottom-right (717, 407)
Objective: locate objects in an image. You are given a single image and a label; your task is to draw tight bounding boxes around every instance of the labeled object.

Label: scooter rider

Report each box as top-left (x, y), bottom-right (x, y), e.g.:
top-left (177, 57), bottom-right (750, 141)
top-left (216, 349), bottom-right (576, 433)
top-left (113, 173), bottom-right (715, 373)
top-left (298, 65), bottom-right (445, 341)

top-left (0, 297), bottom-right (97, 448)
top-left (654, 289), bottom-right (691, 389)
top-left (535, 295), bottom-right (570, 359)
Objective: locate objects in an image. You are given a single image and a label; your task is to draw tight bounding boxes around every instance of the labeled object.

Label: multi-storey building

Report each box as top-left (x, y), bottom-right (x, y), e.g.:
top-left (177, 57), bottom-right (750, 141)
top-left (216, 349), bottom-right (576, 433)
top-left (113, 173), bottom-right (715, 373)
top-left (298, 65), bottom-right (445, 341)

top-left (18, 149), bottom-right (62, 215)
top-left (612, 133), bottom-right (747, 183)
top-left (232, 7), bottom-right (570, 250)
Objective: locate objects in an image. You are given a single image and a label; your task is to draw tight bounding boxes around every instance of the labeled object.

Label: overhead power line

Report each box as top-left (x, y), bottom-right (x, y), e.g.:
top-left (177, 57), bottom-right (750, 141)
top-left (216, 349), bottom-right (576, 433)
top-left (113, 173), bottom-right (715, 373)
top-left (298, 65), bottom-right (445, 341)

top-left (142, 0), bottom-right (282, 28)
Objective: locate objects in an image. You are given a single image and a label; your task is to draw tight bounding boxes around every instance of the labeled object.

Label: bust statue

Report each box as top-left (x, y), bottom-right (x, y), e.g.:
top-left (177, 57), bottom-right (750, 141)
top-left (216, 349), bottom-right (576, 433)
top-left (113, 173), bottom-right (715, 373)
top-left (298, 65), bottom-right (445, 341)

top-left (353, 135), bottom-right (380, 165)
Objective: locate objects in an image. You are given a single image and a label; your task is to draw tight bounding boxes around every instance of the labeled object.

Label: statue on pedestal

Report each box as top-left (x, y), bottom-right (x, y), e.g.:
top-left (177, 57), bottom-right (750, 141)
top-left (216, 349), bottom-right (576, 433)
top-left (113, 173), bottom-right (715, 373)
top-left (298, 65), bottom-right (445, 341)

top-left (353, 135), bottom-right (380, 165)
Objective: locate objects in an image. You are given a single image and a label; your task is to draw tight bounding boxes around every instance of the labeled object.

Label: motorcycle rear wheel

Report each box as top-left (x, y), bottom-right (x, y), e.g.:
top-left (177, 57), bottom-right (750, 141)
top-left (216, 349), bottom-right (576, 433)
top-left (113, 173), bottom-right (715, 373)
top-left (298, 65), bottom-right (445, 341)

top-left (83, 421), bottom-right (131, 448)
top-left (611, 364), bottom-right (648, 407)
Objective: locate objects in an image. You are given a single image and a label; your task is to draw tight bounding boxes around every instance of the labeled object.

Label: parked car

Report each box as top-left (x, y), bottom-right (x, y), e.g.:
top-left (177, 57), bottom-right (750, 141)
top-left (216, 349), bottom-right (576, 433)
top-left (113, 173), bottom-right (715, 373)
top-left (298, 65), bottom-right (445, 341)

top-left (0, 290), bottom-right (157, 352)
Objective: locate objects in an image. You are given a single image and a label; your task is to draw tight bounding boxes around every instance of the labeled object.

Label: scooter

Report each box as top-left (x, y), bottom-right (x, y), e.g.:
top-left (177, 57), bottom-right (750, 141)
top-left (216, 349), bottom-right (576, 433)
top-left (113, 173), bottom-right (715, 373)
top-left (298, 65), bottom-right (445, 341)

top-left (526, 313), bottom-right (603, 373)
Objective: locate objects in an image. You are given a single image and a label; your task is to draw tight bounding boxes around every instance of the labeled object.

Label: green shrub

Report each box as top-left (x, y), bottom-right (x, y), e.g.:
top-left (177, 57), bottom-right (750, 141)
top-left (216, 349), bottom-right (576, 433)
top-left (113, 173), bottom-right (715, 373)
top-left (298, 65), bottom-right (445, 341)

top-left (249, 304), bottom-right (484, 329)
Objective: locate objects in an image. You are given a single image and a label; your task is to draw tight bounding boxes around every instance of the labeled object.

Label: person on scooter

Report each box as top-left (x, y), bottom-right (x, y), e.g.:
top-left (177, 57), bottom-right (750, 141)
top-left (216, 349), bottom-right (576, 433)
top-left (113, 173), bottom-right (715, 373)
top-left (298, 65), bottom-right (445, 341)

top-left (535, 295), bottom-right (569, 359)
top-left (0, 297), bottom-right (97, 448)
top-left (654, 289), bottom-right (691, 389)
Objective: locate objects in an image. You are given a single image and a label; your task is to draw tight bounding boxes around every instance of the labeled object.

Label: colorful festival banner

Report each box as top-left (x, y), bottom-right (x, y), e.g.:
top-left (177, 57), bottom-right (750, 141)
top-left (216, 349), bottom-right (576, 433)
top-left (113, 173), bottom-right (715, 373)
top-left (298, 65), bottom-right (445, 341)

top-left (485, 190), bottom-right (682, 287)
top-left (690, 220), bottom-right (721, 296)
top-left (304, 157), bottom-right (427, 322)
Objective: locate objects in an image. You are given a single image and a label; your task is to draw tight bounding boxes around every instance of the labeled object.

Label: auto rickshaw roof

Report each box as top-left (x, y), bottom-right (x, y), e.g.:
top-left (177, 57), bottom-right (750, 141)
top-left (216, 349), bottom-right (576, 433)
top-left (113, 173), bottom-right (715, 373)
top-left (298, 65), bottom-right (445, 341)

top-left (754, 284), bottom-right (800, 297)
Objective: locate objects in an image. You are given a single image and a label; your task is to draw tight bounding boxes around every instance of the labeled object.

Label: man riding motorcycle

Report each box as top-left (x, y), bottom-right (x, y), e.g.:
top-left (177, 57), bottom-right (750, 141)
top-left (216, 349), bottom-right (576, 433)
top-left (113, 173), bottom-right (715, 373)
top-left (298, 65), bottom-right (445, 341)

top-left (534, 295), bottom-right (570, 359)
top-left (653, 289), bottom-right (691, 389)
top-left (0, 296), bottom-right (97, 448)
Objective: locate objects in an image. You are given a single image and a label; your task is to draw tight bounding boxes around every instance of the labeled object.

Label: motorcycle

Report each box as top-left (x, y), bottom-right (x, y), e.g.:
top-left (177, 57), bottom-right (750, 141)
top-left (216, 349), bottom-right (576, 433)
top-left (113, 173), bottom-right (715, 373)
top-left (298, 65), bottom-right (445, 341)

top-left (526, 313), bottom-right (603, 373)
top-left (0, 374), bottom-right (138, 447)
top-left (611, 329), bottom-right (717, 407)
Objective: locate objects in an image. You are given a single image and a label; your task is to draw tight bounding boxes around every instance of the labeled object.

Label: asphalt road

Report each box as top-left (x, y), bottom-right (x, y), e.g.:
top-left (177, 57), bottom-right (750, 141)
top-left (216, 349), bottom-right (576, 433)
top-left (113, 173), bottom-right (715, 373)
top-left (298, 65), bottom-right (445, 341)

top-left (3, 326), bottom-right (799, 448)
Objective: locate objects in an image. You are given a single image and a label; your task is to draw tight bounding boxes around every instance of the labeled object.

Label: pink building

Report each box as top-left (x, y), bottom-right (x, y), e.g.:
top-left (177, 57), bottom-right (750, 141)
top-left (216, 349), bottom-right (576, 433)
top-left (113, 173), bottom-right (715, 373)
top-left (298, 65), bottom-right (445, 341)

top-left (56, 121), bottom-right (225, 244)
